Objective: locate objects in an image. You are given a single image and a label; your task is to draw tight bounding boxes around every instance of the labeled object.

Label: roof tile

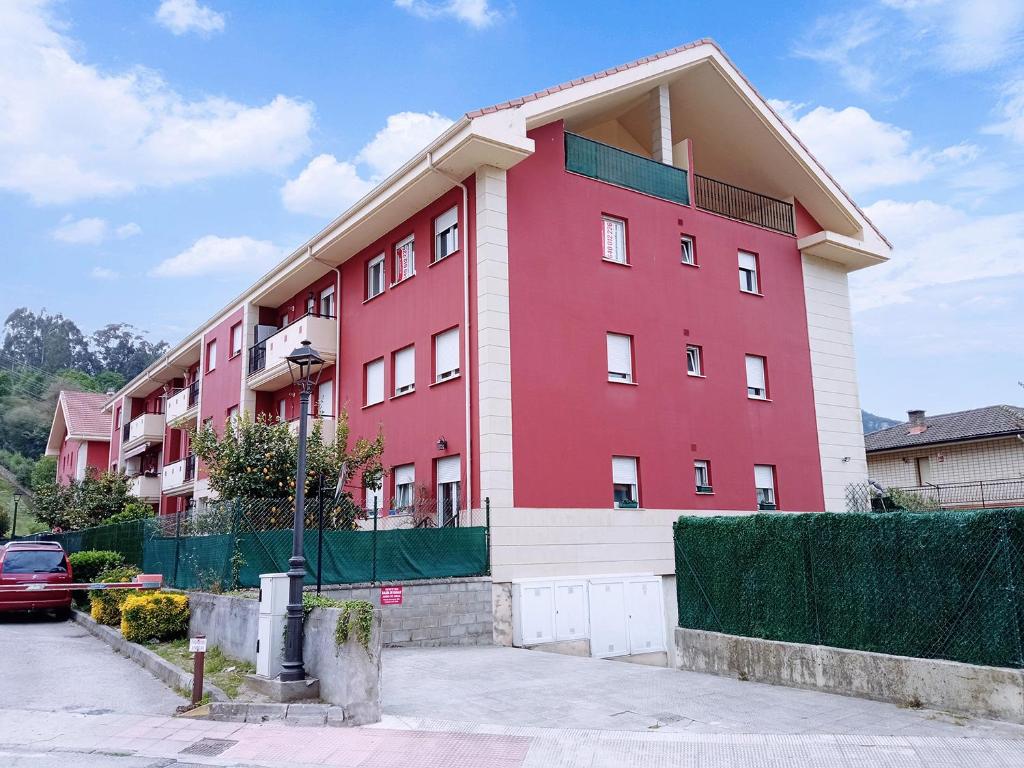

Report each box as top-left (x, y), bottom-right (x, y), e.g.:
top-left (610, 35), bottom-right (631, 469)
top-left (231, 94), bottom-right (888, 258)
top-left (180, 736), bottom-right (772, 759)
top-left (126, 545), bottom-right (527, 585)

top-left (865, 405), bottom-right (1024, 452)
top-left (62, 391), bottom-right (110, 439)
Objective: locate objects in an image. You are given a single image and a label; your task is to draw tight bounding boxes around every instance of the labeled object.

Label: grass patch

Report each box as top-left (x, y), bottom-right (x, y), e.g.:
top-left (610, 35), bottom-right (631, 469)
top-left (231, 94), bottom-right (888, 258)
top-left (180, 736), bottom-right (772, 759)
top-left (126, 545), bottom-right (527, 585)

top-left (146, 638), bottom-right (255, 699)
top-left (0, 477), bottom-right (46, 536)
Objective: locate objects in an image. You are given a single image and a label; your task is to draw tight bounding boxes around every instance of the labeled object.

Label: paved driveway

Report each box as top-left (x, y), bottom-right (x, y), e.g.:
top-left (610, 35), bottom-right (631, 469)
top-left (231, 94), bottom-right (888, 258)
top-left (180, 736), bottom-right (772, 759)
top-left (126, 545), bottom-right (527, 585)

top-left (383, 645), bottom-right (1024, 738)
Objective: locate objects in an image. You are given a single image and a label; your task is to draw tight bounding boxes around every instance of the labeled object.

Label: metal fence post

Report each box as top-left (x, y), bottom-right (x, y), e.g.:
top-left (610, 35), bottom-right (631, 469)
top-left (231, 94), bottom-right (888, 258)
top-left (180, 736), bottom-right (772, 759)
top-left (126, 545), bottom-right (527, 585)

top-left (172, 509), bottom-right (181, 589)
top-left (228, 499), bottom-right (241, 590)
top-left (372, 497), bottom-right (378, 585)
top-left (316, 475), bottom-right (324, 596)
top-left (485, 496), bottom-right (491, 576)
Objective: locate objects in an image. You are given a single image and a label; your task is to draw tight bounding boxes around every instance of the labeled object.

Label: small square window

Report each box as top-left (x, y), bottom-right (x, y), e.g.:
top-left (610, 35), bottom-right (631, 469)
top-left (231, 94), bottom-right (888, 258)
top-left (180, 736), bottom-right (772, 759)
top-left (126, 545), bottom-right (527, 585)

top-left (686, 345), bottom-right (703, 377)
top-left (680, 235), bottom-right (696, 265)
top-left (434, 207), bottom-right (459, 262)
top-left (230, 323), bottom-right (243, 357)
top-left (694, 460), bottom-right (713, 493)
top-left (739, 251), bottom-right (759, 294)
top-left (367, 254), bottom-right (385, 299)
top-left (607, 332), bottom-right (634, 383)
top-left (394, 345), bottom-right (415, 395)
top-left (755, 464), bottom-right (777, 510)
top-left (602, 216), bottom-right (627, 264)
top-left (394, 463), bottom-right (415, 511)
top-left (612, 455), bottom-right (639, 508)
top-left (434, 328), bottom-right (460, 382)
top-left (745, 354), bottom-right (768, 399)
top-left (365, 358), bottom-right (385, 406)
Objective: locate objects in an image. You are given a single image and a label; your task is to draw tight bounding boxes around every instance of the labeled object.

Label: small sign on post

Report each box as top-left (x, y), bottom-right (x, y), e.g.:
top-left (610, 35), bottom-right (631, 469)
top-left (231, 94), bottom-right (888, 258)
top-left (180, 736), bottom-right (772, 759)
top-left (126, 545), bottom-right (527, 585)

top-left (189, 636), bottom-right (207, 653)
top-left (380, 586), bottom-right (403, 606)
top-left (190, 635), bottom-right (206, 705)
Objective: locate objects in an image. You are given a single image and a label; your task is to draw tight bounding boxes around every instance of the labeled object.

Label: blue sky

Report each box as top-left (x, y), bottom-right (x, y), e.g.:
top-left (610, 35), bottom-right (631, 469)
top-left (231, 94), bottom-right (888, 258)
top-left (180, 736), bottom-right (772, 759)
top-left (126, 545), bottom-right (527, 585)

top-left (1, 0), bottom-right (1022, 419)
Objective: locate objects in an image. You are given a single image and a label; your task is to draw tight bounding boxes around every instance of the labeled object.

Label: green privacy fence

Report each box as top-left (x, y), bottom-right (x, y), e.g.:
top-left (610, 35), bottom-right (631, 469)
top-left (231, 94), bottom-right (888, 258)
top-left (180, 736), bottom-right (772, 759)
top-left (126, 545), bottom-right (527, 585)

top-left (565, 132), bottom-right (690, 205)
top-left (21, 497), bottom-right (489, 591)
top-left (674, 509), bottom-right (1024, 669)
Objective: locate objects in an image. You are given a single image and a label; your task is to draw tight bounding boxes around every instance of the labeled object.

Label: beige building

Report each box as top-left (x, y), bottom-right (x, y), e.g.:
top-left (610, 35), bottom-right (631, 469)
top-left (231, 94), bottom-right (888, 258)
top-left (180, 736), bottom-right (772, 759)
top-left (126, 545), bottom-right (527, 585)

top-left (865, 406), bottom-right (1024, 508)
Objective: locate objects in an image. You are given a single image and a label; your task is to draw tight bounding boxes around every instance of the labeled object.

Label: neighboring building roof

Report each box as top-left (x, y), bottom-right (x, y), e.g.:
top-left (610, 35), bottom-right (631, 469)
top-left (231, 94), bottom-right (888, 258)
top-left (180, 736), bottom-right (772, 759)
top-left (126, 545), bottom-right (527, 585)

top-left (864, 405), bottom-right (1024, 453)
top-left (45, 391), bottom-right (111, 456)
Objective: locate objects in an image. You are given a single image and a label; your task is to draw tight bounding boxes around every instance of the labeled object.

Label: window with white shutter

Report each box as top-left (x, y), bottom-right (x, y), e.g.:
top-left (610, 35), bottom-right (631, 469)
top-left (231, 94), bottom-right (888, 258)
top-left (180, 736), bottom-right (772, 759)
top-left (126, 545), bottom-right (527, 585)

top-left (434, 328), bottom-right (459, 382)
top-left (367, 254), bottom-right (385, 299)
top-left (602, 216), bottom-right (627, 264)
top-left (230, 323), bottom-right (243, 356)
top-left (436, 455), bottom-right (461, 525)
top-left (365, 475), bottom-right (384, 515)
top-left (317, 379), bottom-right (333, 417)
top-left (694, 460), bottom-right (712, 493)
top-left (394, 346), bottom-right (415, 395)
top-left (745, 355), bottom-right (767, 399)
top-left (394, 463), bottom-right (415, 510)
top-left (607, 333), bottom-right (633, 383)
top-left (277, 398), bottom-right (287, 422)
top-left (754, 464), bottom-right (777, 509)
top-left (612, 456), bottom-right (639, 508)
top-left (434, 207), bottom-right (458, 262)
top-left (394, 235), bottom-right (415, 283)
top-left (739, 251), bottom-right (759, 293)
top-left (319, 286), bottom-right (335, 318)
top-left (365, 358), bottom-right (384, 406)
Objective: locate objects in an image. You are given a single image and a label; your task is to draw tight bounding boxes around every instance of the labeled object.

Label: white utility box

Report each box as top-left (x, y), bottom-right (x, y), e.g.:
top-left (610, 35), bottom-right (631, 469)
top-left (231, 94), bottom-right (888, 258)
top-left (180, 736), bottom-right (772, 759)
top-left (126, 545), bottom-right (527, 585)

top-left (256, 572), bottom-right (289, 678)
top-left (587, 578), bottom-right (630, 658)
top-left (511, 581), bottom-right (555, 646)
top-left (553, 580), bottom-right (589, 641)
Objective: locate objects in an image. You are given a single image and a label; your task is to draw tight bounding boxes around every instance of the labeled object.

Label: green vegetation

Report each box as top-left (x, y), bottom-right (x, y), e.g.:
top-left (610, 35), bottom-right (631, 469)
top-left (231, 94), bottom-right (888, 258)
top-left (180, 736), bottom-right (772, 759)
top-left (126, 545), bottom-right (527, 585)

top-left (33, 470), bottom-right (137, 530)
top-left (0, 476), bottom-right (46, 536)
top-left (89, 565), bottom-right (142, 626)
top-left (147, 640), bottom-right (256, 699)
top-left (68, 550), bottom-right (124, 584)
top-left (120, 593), bottom-right (190, 643)
top-left (301, 593), bottom-right (374, 652)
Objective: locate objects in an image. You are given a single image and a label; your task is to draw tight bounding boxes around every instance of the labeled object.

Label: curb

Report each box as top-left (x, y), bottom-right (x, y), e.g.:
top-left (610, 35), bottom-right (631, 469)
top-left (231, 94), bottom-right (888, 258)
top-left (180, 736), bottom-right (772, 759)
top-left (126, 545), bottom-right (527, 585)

top-left (208, 701), bottom-right (349, 727)
top-left (72, 609), bottom-right (228, 702)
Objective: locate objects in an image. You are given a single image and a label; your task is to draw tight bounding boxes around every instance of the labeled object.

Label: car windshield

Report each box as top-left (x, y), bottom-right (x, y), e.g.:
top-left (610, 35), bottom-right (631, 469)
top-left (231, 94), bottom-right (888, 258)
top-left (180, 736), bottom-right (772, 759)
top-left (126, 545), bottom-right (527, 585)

top-left (2, 550), bottom-right (68, 574)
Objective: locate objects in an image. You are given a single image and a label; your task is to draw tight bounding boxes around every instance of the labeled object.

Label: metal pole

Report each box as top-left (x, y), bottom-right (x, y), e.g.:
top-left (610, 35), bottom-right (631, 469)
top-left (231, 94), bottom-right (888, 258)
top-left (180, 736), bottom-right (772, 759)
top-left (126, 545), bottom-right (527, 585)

top-left (191, 636), bottom-right (206, 706)
top-left (316, 472), bottom-right (324, 596)
top-left (282, 382), bottom-right (310, 682)
top-left (11, 496), bottom-right (19, 539)
top-left (372, 497), bottom-right (378, 585)
top-left (485, 496), bottom-right (491, 576)
top-left (172, 509), bottom-right (181, 589)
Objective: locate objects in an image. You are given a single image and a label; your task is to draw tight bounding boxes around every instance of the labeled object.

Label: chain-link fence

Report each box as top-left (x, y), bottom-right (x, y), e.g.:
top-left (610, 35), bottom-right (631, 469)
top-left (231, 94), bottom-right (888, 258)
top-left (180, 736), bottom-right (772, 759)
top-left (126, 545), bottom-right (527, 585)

top-left (848, 479), bottom-right (1024, 512)
top-left (19, 495), bottom-right (490, 592)
top-left (675, 508), bottom-right (1024, 669)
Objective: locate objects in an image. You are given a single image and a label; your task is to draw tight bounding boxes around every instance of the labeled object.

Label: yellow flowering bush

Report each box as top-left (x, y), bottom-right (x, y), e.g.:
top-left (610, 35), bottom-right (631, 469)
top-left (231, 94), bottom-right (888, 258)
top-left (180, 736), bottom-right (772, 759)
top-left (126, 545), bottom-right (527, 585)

top-left (120, 592), bottom-right (190, 643)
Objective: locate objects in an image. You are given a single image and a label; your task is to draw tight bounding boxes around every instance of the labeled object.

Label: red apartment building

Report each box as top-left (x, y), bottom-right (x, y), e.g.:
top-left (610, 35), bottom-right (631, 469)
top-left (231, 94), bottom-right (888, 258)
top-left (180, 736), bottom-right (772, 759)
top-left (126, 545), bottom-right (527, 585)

top-left (95, 41), bottom-right (890, 652)
top-left (45, 391), bottom-right (111, 485)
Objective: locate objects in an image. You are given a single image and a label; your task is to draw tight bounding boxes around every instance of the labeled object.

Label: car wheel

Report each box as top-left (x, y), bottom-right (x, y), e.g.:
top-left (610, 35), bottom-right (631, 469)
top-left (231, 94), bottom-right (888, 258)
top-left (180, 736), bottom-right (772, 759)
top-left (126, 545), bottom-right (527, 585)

top-left (54, 607), bottom-right (72, 621)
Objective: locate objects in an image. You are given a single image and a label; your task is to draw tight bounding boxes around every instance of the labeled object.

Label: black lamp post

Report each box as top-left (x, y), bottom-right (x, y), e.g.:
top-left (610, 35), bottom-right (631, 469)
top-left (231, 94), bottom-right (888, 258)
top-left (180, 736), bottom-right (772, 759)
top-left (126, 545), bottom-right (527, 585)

top-left (281, 340), bottom-right (325, 682)
top-left (11, 492), bottom-right (21, 539)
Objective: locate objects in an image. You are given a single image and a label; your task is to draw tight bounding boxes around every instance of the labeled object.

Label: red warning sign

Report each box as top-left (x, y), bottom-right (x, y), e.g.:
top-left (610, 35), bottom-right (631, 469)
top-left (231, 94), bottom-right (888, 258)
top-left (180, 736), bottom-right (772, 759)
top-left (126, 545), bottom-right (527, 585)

top-left (380, 586), bottom-right (403, 605)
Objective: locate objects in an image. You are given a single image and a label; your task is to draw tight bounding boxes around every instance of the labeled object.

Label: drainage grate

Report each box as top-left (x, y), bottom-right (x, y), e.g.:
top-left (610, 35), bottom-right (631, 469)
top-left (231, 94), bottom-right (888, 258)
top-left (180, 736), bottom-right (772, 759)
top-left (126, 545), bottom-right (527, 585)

top-left (179, 738), bottom-right (238, 757)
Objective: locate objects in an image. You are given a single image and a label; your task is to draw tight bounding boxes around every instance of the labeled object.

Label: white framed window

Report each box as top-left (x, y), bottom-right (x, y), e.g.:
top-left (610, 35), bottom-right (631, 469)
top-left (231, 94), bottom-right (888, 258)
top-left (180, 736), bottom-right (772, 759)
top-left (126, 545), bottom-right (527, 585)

top-left (745, 355), bottom-right (768, 399)
top-left (365, 475), bottom-right (384, 515)
top-left (434, 206), bottom-right (458, 262)
top-left (680, 235), bottom-right (695, 265)
top-left (739, 251), bottom-right (759, 293)
top-left (436, 455), bottom-right (461, 526)
top-left (434, 327), bottom-right (459, 382)
top-left (277, 398), bottom-right (287, 422)
top-left (305, 294), bottom-right (316, 315)
top-left (365, 358), bottom-right (384, 406)
top-left (602, 216), bottom-right (627, 264)
top-left (394, 235), bottom-right (415, 283)
top-left (754, 464), bottom-right (777, 509)
top-left (367, 253), bottom-right (385, 299)
top-left (317, 379), bottom-right (333, 418)
top-left (230, 323), bottom-right (243, 357)
top-left (694, 460), bottom-right (712, 493)
top-left (206, 339), bottom-right (217, 371)
top-left (686, 344), bottom-right (703, 376)
top-left (394, 345), bottom-right (415, 395)
top-left (320, 285), bottom-right (335, 318)
top-left (394, 463), bottom-right (415, 510)
top-left (607, 333), bottom-right (633, 383)
top-left (612, 456), bottom-right (639, 508)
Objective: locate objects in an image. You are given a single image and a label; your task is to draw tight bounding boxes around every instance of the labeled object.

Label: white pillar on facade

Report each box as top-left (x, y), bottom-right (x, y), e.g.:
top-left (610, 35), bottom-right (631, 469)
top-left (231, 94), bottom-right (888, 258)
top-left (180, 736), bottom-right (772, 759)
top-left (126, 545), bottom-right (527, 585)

top-left (650, 83), bottom-right (672, 164)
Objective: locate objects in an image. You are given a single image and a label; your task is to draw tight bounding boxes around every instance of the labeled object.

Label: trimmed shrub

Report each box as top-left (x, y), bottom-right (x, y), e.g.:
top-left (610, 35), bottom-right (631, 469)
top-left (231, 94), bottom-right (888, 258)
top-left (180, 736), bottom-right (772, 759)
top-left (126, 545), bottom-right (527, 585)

top-left (69, 550), bottom-right (124, 584)
top-left (105, 501), bottom-right (156, 526)
top-left (120, 592), bottom-right (190, 643)
top-left (89, 565), bottom-right (141, 626)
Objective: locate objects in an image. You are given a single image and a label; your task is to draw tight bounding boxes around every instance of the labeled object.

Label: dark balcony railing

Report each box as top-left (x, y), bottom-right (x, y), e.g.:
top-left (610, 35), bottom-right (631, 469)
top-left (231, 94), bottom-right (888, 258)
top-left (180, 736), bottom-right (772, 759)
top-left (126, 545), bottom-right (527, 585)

top-left (187, 380), bottom-right (199, 408)
top-left (565, 132), bottom-right (689, 206)
top-left (693, 174), bottom-right (795, 235)
top-left (248, 341), bottom-right (267, 376)
top-left (184, 454), bottom-right (196, 483)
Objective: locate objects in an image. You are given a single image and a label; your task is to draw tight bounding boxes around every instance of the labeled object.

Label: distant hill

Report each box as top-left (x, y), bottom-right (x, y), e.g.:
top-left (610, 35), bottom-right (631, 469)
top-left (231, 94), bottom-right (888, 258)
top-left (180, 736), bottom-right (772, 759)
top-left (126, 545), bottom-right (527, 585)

top-left (862, 410), bottom-right (901, 435)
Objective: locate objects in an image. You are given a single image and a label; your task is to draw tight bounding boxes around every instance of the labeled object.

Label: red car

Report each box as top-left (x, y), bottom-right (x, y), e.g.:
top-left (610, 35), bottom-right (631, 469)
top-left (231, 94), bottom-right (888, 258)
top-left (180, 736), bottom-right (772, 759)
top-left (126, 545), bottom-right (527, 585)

top-left (0, 541), bottom-right (73, 619)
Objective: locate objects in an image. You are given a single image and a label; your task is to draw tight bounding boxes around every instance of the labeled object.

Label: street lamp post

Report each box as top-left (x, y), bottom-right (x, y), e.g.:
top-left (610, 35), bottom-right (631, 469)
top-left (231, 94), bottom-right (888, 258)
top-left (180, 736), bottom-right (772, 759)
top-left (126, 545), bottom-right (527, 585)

top-left (11, 492), bottom-right (22, 539)
top-left (282, 340), bottom-right (325, 682)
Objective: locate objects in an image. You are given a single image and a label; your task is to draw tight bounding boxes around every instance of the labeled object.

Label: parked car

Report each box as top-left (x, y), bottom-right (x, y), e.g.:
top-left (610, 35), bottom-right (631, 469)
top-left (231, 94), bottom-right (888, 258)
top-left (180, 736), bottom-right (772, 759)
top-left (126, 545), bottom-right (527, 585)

top-left (0, 542), bottom-right (73, 619)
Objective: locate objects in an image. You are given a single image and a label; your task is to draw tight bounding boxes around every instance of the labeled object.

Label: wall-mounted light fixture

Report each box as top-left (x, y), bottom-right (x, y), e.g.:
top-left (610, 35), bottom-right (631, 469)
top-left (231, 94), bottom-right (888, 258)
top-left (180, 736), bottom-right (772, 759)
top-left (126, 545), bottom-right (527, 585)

top-left (436, 436), bottom-right (448, 452)
top-left (841, 456), bottom-right (851, 463)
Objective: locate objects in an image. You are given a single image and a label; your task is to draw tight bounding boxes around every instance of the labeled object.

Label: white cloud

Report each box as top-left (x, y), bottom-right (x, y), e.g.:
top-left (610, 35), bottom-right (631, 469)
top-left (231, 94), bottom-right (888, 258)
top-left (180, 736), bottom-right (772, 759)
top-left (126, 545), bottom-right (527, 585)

top-left (771, 101), bottom-right (970, 195)
top-left (150, 235), bottom-right (283, 278)
top-left (985, 78), bottom-right (1024, 145)
top-left (395, 0), bottom-right (499, 28)
top-left (51, 216), bottom-right (108, 244)
top-left (793, 13), bottom-right (885, 94)
top-left (851, 199), bottom-right (1024, 310)
top-left (155, 0), bottom-right (225, 36)
top-left (282, 111), bottom-right (453, 217)
top-left (0, 0), bottom-right (312, 204)
top-left (90, 266), bottom-right (119, 280)
top-left (115, 222), bottom-right (142, 239)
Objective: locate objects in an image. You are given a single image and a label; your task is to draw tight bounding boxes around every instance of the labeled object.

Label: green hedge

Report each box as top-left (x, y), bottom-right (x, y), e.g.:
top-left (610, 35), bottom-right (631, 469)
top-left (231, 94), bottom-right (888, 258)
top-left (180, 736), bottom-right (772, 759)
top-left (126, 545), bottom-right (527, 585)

top-left (674, 509), bottom-right (1024, 669)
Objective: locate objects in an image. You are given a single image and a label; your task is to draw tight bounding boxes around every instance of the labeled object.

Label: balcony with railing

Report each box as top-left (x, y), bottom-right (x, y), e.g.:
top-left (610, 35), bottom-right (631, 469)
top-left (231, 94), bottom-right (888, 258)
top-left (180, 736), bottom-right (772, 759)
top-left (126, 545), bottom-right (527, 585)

top-left (122, 412), bottom-right (165, 452)
top-left (128, 473), bottom-right (161, 501)
top-left (247, 312), bottom-right (337, 391)
top-left (162, 454), bottom-right (196, 496)
top-left (166, 380), bottom-right (200, 426)
top-left (889, 479), bottom-right (1024, 510)
top-left (693, 174), bottom-right (795, 235)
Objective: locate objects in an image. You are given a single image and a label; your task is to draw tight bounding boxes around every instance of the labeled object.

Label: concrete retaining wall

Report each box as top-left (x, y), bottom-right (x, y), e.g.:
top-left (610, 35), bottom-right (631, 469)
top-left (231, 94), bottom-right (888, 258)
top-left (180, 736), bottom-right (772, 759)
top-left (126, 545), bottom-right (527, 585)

top-left (188, 592), bottom-right (259, 662)
top-left (675, 627), bottom-right (1024, 724)
top-left (323, 577), bottom-right (493, 647)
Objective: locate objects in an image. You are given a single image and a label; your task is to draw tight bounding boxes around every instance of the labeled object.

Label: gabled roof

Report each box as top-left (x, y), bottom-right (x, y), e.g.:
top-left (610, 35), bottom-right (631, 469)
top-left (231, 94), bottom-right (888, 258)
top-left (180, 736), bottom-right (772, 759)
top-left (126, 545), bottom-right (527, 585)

top-left (865, 405), bottom-right (1024, 453)
top-left (45, 391), bottom-right (111, 456)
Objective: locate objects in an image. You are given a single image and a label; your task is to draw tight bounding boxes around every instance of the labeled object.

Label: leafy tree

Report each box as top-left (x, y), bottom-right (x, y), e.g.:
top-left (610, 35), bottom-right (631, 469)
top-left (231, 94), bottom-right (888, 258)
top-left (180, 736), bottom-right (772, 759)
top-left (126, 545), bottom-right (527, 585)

top-left (90, 323), bottom-right (168, 381)
top-left (30, 456), bottom-right (57, 490)
top-left (190, 410), bottom-right (384, 526)
top-left (1, 308), bottom-right (96, 373)
top-left (33, 469), bottom-right (137, 530)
